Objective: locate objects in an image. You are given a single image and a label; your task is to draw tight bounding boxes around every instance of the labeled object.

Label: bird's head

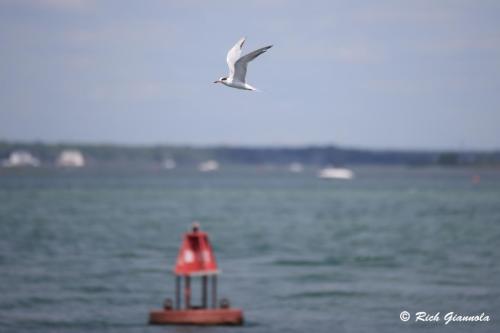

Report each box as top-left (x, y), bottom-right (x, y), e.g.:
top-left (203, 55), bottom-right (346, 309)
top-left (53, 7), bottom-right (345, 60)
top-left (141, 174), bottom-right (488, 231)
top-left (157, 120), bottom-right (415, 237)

top-left (214, 77), bottom-right (227, 84)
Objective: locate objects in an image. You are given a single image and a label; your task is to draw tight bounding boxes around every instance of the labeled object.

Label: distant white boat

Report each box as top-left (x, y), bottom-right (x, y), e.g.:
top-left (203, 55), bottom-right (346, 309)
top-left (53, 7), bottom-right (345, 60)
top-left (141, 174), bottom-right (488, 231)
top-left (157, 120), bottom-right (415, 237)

top-left (318, 167), bottom-right (354, 180)
top-left (288, 162), bottom-right (304, 173)
top-left (57, 150), bottom-right (85, 167)
top-left (162, 158), bottom-right (176, 170)
top-left (198, 160), bottom-right (219, 172)
top-left (2, 151), bottom-right (40, 167)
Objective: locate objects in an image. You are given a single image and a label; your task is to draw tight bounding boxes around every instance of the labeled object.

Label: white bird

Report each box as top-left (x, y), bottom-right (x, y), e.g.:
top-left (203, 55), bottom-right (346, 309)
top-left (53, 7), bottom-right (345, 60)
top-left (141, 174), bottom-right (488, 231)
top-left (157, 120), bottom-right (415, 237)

top-left (214, 37), bottom-right (272, 91)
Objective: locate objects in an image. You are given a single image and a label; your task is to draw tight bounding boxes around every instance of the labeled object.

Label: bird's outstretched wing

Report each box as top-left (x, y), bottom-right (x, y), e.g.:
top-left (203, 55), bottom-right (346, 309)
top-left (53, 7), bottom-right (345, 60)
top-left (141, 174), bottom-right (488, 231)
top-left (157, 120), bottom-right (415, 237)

top-left (233, 45), bottom-right (272, 83)
top-left (226, 37), bottom-right (245, 79)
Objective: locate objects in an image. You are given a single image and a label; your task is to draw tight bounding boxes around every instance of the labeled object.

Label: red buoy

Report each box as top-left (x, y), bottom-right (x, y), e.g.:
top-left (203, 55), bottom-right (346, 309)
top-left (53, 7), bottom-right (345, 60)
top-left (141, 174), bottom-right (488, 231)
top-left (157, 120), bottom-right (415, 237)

top-left (174, 222), bottom-right (218, 276)
top-left (149, 223), bottom-right (244, 325)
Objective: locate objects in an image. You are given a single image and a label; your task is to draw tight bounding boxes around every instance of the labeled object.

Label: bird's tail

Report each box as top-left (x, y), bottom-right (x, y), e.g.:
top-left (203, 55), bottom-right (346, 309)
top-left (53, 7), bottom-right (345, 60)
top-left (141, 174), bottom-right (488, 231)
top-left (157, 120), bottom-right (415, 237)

top-left (246, 84), bottom-right (260, 92)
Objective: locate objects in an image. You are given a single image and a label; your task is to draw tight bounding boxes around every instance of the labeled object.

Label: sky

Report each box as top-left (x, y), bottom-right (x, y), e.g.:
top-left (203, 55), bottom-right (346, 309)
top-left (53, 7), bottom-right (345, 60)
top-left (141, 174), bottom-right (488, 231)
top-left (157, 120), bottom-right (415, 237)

top-left (0, 0), bottom-right (499, 150)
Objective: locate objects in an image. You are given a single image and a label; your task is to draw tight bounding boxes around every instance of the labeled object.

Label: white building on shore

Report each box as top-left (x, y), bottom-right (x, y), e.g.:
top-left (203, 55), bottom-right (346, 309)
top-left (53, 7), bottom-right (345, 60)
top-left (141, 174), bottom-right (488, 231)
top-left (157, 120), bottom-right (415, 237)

top-left (2, 151), bottom-right (40, 167)
top-left (198, 160), bottom-right (219, 172)
top-left (56, 150), bottom-right (85, 167)
top-left (318, 166), bottom-right (354, 180)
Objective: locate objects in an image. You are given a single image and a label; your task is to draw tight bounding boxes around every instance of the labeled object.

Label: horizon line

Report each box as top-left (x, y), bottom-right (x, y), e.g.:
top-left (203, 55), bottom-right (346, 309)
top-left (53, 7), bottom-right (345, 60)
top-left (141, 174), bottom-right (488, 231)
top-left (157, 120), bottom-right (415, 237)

top-left (1, 139), bottom-right (499, 154)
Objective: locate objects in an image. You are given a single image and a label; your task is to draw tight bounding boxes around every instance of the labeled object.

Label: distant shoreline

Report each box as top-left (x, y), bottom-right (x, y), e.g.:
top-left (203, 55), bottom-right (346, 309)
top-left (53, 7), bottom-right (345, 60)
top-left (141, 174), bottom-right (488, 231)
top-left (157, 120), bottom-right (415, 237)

top-left (1, 141), bottom-right (499, 167)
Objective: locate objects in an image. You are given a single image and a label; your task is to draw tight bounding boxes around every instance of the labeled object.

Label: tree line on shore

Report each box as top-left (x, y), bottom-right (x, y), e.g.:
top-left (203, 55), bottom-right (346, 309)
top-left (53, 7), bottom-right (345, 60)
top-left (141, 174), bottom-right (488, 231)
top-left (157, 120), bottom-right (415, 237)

top-left (1, 141), bottom-right (499, 167)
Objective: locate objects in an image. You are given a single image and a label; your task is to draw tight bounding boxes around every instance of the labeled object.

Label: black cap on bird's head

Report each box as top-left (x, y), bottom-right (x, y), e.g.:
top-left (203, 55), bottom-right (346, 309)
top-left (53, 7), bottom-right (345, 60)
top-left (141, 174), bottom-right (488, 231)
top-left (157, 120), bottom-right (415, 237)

top-left (214, 77), bottom-right (228, 84)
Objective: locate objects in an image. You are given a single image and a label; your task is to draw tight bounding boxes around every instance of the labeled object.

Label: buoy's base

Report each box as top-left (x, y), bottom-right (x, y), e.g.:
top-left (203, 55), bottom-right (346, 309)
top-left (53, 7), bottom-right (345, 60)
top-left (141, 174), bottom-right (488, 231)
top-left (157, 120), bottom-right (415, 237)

top-left (149, 308), bottom-right (244, 326)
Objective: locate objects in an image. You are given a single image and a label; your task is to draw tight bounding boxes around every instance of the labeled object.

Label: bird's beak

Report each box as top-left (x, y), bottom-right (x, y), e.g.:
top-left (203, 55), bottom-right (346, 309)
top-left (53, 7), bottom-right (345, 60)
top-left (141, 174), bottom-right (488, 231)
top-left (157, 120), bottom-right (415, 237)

top-left (213, 80), bottom-right (219, 83)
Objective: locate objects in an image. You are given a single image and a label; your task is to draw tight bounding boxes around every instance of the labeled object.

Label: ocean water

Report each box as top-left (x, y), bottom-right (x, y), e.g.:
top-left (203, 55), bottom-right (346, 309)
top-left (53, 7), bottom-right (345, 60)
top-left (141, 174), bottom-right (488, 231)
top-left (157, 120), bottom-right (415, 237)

top-left (0, 166), bottom-right (499, 333)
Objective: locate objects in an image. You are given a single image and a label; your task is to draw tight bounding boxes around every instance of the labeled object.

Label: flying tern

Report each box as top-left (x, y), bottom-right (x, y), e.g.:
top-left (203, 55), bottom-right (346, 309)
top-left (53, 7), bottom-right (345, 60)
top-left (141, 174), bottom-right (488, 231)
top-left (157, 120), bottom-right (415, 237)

top-left (214, 37), bottom-right (272, 91)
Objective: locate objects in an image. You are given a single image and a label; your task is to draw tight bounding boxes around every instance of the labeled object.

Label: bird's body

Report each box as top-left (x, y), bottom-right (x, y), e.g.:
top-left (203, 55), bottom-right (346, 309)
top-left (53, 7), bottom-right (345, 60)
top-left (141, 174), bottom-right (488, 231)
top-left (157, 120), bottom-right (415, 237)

top-left (214, 37), bottom-right (272, 91)
top-left (218, 78), bottom-right (257, 91)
